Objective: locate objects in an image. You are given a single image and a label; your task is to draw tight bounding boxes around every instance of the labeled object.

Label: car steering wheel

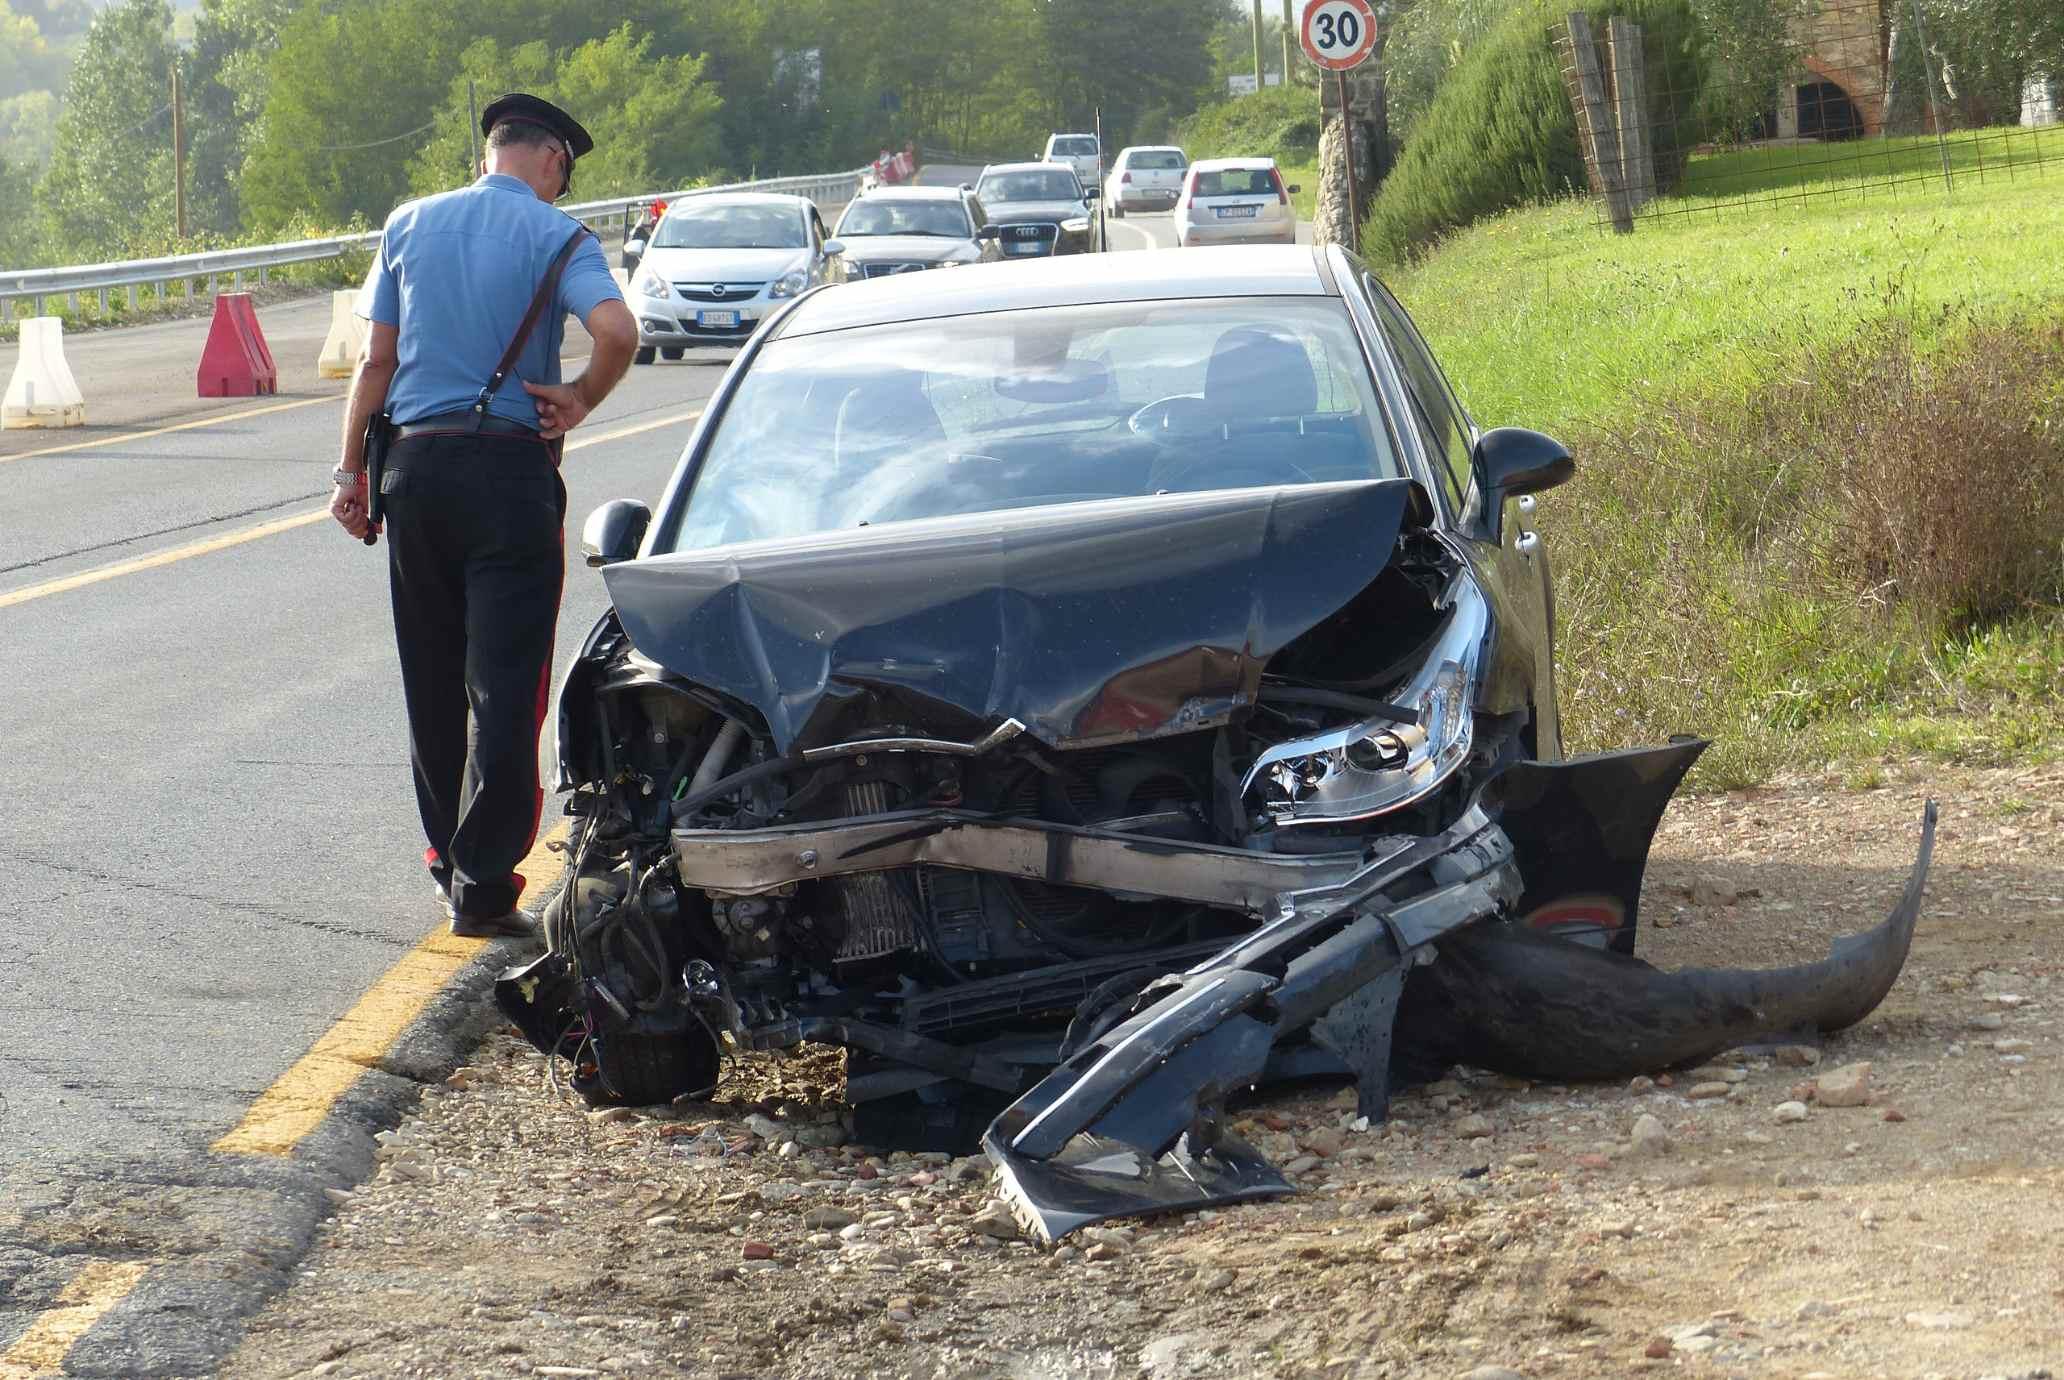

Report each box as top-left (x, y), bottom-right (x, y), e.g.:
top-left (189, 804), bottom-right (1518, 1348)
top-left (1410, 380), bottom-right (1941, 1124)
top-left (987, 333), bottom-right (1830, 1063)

top-left (1149, 451), bottom-right (1316, 493)
top-left (1125, 394), bottom-right (1214, 446)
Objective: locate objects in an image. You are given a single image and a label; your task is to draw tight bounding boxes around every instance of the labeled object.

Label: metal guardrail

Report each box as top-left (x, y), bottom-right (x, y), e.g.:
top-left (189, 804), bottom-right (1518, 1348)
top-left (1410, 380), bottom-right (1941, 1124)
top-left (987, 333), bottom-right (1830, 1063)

top-left (0, 166), bottom-right (868, 321)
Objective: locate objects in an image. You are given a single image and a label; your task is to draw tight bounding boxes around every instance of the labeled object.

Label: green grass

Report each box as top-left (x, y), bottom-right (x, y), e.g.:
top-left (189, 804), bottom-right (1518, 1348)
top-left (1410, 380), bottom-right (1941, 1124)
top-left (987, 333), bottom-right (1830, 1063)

top-left (1391, 161), bottom-right (2064, 436)
top-left (1679, 124), bottom-right (2064, 203)
top-left (1385, 155), bottom-right (2064, 784)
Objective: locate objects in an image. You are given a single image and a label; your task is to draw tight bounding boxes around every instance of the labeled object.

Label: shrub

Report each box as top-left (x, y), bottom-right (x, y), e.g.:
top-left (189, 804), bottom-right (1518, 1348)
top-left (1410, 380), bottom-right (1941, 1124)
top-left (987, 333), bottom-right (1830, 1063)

top-left (1549, 306), bottom-right (2064, 781)
top-left (1362, 0), bottom-right (1705, 266)
top-left (1170, 82), bottom-right (1319, 165)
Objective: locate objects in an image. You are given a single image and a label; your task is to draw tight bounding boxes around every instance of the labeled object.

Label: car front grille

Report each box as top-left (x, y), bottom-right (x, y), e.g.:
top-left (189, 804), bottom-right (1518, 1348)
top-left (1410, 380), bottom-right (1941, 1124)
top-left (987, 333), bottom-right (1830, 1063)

top-left (998, 223), bottom-right (1060, 255)
top-left (673, 282), bottom-right (765, 303)
top-left (859, 261), bottom-right (931, 278)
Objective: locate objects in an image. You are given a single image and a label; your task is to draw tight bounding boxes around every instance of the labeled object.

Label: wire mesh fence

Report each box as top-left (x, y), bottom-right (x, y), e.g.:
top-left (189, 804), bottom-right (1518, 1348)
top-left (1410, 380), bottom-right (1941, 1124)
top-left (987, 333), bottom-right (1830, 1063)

top-left (1555, 0), bottom-right (2064, 230)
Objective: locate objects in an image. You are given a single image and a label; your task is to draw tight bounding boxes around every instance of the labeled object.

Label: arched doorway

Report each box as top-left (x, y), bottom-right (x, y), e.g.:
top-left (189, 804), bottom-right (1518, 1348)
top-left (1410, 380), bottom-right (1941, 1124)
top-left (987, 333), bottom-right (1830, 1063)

top-left (1798, 79), bottom-right (1865, 139)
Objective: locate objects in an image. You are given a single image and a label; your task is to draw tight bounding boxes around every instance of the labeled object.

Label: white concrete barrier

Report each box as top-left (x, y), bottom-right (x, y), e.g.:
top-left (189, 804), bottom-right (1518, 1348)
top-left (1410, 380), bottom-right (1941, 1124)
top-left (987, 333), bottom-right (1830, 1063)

top-left (2, 317), bottom-right (86, 429)
top-left (315, 289), bottom-right (366, 379)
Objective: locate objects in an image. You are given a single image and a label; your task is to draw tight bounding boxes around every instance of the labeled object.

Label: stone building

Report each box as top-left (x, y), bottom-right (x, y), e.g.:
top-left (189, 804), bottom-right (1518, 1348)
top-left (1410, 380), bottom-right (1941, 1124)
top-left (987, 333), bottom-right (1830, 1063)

top-left (1774, 0), bottom-right (1888, 139)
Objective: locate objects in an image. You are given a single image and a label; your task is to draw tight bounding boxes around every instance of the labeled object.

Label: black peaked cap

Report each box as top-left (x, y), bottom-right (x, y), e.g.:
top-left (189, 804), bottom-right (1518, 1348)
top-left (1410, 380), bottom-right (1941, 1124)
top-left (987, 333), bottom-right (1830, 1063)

top-left (480, 92), bottom-right (595, 159)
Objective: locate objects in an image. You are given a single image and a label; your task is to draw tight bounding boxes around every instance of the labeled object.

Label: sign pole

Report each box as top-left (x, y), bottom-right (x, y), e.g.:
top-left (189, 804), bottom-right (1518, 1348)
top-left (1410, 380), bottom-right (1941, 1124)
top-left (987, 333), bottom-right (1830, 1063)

top-left (467, 80), bottom-right (480, 179)
top-left (1338, 72), bottom-right (1358, 256)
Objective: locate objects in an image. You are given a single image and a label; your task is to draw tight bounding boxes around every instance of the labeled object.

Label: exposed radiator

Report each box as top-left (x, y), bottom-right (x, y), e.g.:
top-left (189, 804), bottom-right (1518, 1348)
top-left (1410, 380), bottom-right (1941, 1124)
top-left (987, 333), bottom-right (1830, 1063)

top-left (831, 780), bottom-right (917, 961)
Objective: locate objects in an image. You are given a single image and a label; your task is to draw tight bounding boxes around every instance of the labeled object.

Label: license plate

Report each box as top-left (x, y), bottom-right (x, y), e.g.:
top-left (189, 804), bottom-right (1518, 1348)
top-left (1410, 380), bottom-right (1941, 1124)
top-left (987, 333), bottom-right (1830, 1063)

top-left (1216, 205), bottom-right (1258, 220)
top-left (698, 310), bottom-right (739, 327)
top-left (1007, 242), bottom-right (1045, 256)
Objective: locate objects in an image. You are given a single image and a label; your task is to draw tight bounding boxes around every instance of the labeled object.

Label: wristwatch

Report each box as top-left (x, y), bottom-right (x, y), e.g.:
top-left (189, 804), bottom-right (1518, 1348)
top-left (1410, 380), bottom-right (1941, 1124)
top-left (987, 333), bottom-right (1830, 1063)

top-left (331, 465), bottom-right (364, 488)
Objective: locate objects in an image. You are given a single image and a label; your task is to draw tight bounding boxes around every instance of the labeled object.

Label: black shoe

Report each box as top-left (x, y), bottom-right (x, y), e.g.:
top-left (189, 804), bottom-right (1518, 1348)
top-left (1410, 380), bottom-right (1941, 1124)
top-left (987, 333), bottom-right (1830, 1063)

top-left (449, 908), bottom-right (537, 941)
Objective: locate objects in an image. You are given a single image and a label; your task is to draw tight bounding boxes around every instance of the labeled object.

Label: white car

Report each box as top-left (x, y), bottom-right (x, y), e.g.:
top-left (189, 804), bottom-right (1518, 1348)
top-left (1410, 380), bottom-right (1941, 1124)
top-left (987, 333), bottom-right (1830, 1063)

top-left (1172, 158), bottom-right (1301, 248)
top-left (1042, 132), bottom-right (1102, 188)
top-left (627, 193), bottom-right (846, 361)
top-left (1103, 145), bottom-right (1188, 217)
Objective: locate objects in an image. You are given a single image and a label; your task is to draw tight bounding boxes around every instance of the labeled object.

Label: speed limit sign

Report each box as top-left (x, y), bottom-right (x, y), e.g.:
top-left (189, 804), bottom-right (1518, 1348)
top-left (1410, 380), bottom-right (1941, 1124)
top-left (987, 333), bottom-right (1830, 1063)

top-left (1301, 0), bottom-right (1379, 71)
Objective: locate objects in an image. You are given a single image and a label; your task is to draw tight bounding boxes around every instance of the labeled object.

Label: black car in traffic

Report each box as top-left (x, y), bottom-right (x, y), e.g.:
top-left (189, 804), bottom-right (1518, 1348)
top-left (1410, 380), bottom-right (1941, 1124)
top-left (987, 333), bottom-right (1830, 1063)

top-left (971, 161), bottom-right (1100, 256)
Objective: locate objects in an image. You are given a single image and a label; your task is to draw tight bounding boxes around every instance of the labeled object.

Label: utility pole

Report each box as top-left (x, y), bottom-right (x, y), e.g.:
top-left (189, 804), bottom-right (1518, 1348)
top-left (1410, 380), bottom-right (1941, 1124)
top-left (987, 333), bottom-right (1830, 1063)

top-left (171, 67), bottom-right (186, 240)
top-left (1282, 0), bottom-right (1296, 86)
top-left (1252, 0), bottom-right (1264, 91)
top-left (467, 80), bottom-right (480, 178)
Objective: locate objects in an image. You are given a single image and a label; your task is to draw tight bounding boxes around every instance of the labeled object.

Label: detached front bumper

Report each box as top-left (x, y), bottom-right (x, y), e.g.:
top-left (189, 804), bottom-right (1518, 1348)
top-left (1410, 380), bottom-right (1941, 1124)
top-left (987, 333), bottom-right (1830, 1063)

top-left (979, 747), bottom-right (1938, 1243)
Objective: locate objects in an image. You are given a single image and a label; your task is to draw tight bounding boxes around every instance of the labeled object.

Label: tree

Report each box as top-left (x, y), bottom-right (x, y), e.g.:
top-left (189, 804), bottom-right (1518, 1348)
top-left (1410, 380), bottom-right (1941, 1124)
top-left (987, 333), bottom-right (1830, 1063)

top-left (0, 87), bottom-right (57, 166)
top-left (34, 0), bottom-right (180, 258)
top-left (183, 0), bottom-right (307, 235)
top-left (401, 27), bottom-right (724, 200)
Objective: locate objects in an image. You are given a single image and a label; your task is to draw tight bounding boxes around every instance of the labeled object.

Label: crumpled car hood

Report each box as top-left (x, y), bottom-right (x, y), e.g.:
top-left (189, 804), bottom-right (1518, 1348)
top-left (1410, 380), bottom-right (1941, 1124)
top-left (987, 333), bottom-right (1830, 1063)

top-left (603, 480), bottom-right (1419, 753)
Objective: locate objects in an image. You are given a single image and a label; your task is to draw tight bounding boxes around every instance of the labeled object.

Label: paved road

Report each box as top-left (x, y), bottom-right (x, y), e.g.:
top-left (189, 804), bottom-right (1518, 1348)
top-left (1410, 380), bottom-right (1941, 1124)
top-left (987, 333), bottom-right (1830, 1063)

top-left (1, 297), bottom-right (735, 1373)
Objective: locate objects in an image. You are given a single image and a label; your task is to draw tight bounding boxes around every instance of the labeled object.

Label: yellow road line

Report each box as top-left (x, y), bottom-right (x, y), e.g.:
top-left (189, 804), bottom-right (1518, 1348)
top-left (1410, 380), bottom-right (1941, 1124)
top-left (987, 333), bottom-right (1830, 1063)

top-left (0, 395), bottom-right (337, 465)
top-left (0, 407), bottom-right (702, 612)
top-left (213, 821), bottom-right (572, 1157)
top-left (0, 510), bottom-right (328, 611)
top-left (0, 1259), bottom-right (152, 1380)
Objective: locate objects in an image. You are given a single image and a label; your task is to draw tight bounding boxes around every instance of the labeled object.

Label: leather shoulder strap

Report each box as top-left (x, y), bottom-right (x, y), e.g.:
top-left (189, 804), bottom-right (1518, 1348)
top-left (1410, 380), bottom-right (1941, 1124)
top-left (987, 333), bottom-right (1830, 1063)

top-left (471, 223), bottom-right (593, 422)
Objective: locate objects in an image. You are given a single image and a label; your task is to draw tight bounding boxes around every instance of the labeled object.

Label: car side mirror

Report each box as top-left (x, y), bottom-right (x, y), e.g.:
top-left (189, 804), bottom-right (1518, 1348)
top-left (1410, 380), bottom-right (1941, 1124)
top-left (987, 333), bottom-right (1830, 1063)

top-left (976, 224), bottom-right (1001, 240)
top-left (1285, 185), bottom-right (1301, 195)
top-left (822, 238), bottom-right (846, 256)
top-left (625, 238), bottom-right (646, 256)
top-left (1474, 427), bottom-right (1574, 502)
top-left (581, 499), bottom-right (650, 569)
top-left (1084, 187), bottom-right (1100, 200)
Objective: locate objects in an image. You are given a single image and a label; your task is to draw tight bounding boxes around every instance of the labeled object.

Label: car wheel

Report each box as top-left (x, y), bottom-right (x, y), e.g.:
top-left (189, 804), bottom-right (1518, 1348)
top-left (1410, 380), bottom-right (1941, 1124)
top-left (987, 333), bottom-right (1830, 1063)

top-left (634, 346), bottom-right (656, 365)
top-left (660, 347), bottom-right (684, 361)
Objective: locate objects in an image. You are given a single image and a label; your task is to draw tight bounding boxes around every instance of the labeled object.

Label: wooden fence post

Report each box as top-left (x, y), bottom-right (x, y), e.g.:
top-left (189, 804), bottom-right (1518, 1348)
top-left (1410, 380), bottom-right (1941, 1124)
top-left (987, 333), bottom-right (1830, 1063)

top-left (1608, 17), bottom-right (1653, 213)
top-left (1566, 12), bottom-right (1633, 233)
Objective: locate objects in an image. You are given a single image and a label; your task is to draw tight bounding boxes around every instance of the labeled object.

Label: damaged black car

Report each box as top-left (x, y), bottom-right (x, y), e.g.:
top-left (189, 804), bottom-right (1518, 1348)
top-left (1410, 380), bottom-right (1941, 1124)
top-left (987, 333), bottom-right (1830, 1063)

top-left (498, 246), bottom-right (1935, 1243)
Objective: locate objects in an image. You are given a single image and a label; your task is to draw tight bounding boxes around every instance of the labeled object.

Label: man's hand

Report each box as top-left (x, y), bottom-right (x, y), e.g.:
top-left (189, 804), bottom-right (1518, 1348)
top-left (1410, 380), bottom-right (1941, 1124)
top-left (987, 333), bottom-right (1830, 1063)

top-left (522, 378), bottom-right (594, 442)
top-left (331, 473), bottom-right (375, 540)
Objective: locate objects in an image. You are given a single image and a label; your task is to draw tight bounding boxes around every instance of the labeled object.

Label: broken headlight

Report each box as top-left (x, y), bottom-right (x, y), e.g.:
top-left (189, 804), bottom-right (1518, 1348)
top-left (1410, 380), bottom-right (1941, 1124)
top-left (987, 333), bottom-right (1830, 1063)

top-left (1241, 569), bottom-right (1490, 828)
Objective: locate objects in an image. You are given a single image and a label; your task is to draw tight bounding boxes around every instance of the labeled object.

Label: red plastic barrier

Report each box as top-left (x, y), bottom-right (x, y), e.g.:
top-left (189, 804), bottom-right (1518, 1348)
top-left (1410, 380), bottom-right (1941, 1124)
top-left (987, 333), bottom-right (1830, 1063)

top-left (197, 292), bottom-right (279, 398)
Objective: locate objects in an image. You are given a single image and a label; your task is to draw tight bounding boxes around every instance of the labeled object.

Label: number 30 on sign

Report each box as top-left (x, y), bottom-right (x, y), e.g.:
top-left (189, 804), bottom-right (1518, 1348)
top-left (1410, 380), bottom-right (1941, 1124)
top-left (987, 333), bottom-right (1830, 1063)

top-left (1300, 0), bottom-right (1379, 71)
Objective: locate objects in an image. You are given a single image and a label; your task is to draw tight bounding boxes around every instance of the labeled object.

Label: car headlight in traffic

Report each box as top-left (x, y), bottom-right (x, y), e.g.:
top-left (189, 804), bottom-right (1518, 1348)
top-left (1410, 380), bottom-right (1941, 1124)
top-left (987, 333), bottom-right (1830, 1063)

top-left (1239, 571), bottom-right (1490, 828)
top-left (634, 270), bottom-right (668, 300)
top-left (769, 269), bottom-right (809, 299)
top-left (1060, 217), bottom-right (1090, 234)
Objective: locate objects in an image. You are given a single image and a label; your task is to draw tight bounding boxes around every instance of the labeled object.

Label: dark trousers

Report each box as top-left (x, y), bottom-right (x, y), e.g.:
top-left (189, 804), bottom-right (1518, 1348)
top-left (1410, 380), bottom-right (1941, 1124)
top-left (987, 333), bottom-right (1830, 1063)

top-left (380, 431), bottom-right (566, 919)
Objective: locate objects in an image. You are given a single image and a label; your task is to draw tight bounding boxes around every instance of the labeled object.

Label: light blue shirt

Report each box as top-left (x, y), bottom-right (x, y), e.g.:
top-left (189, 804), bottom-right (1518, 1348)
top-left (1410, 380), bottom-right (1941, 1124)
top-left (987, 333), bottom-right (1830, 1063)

top-left (358, 173), bottom-right (623, 429)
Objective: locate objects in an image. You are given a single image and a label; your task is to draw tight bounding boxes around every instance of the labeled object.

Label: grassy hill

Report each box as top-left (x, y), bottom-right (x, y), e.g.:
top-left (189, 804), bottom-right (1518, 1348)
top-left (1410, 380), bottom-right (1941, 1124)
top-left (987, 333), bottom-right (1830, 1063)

top-left (1385, 154), bottom-right (2064, 785)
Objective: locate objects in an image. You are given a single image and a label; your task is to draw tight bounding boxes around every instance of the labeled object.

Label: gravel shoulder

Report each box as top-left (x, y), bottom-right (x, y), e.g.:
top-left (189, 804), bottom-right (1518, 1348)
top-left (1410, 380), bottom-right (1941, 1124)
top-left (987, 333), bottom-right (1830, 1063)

top-left (219, 759), bottom-right (2064, 1380)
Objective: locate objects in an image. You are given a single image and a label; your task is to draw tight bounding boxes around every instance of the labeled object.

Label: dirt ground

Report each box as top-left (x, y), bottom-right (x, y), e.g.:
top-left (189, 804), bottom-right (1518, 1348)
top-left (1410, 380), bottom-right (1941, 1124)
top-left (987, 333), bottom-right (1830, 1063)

top-left (221, 759), bottom-right (2063, 1380)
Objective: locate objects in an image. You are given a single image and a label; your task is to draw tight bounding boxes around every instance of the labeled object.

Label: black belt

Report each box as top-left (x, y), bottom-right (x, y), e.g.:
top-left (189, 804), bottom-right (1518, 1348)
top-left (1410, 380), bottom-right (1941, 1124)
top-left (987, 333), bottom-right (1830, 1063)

top-left (392, 411), bottom-right (543, 443)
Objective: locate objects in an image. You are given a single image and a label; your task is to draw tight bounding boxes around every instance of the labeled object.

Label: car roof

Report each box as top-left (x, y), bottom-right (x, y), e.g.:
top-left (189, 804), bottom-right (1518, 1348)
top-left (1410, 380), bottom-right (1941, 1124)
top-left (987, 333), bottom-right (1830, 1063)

top-left (980, 161), bottom-right (1078, 176)
top-left (1046, 132), bottom-right (1097, 141)
top-left (1116, 145), bottom-right (1185, 156)
top-left (1189, 157), bottom-right (1278, 172)
top-left (850, 185), bottom-right (966, 201)
top-left (665, 193), bottom-right (812, 212)
top-left (774, 246), bottom-right (1331, 339)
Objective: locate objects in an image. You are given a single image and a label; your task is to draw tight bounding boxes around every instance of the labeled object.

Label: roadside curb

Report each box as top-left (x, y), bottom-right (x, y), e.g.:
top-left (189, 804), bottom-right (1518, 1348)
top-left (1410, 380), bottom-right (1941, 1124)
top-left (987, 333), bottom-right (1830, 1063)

top-left (2, 866), bottom-right (572, 1378)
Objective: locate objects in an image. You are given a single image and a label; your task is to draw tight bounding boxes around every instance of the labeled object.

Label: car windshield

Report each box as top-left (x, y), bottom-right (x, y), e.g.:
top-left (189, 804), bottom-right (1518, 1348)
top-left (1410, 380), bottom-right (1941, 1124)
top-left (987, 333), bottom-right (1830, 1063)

top-left (663, 299), bottom-right (1401, 551)
top-left (836, 199), bottom-right (972, 238)
top-left (979, 170), bottom-right (1079, 202)
top-left (653, 203), bottom-right (806, 249)
top-left (1194, 168), bottom-right (1276, 198)
top-left (1129, 150), bottom-right (1186, 170)
top-left (1051, 137), bottom-right (1098, 156)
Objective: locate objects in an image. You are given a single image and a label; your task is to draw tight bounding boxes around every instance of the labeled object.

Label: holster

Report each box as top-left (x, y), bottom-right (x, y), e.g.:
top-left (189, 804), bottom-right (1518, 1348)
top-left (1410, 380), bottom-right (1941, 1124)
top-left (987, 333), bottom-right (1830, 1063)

top-left (361, 410), bottom-right (393, 547)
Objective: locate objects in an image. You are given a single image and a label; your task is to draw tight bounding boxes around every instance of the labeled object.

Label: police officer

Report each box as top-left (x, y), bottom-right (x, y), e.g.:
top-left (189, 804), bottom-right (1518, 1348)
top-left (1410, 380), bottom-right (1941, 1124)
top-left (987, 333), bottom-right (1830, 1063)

top-left (329, 93), bottom-right (638, 938)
